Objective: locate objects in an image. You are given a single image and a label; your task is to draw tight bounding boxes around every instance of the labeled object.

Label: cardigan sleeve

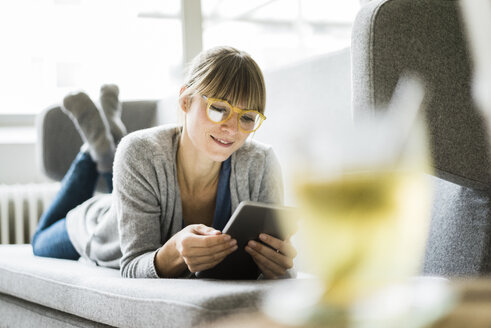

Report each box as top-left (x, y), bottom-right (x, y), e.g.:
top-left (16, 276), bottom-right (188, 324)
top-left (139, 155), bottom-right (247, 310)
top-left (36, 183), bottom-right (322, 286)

top-left (112, 134), bottom-right (163, 278)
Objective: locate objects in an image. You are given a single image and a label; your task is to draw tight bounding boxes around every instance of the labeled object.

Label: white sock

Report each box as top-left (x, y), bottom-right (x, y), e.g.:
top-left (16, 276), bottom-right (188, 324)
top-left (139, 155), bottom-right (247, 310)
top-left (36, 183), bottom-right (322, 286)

top-left (99, 84), bottom-right (127, 146)
top-left (62, 91), bottom-right (115, 172)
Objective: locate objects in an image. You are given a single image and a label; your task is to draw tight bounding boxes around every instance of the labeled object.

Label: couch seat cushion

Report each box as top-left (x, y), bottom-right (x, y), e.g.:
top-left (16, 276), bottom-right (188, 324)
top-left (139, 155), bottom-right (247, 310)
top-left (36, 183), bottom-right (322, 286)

top-left (0, 245), bottom-right (281, 328)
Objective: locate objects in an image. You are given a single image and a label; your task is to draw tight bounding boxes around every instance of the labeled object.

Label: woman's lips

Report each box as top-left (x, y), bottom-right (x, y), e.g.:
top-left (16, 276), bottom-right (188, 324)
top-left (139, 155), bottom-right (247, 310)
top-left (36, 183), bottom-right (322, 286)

top-left (211, 135), bottom-right (234, 147)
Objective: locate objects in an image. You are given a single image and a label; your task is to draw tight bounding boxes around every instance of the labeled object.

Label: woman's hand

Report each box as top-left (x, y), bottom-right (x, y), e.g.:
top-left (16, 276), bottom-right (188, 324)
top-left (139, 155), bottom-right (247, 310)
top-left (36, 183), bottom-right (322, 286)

top-left (245, 233), bottom-right (297, 279)
top-left (156, 224), bottom-right (237, 277)
top-left (171, 224), bottom-right (237, 273)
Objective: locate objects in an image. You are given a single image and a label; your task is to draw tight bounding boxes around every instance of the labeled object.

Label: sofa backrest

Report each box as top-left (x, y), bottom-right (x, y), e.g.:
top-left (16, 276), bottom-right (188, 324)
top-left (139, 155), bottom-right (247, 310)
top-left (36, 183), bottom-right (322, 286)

top-left (352, 0), bottom-right (490, 190)
top-left (351, 0), bottom-right (491, 275)
top-left (36, 100), bottom-right (158, 182)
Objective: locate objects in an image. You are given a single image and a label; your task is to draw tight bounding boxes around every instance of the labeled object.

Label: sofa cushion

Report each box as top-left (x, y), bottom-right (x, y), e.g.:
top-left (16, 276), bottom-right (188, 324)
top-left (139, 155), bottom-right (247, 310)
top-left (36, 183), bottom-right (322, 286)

top-left (36, 100), bottom-right (158, 184)
top-left (351, 0), bottom-right (491, 191)
top-left (351, 0), bottom-right (491, 277)
top-left (0, 292), bottom-right (110, 328)
top-left (0, 245), bottom-right (280, 328)
top-left (423, 177), bottom-right (491, 276)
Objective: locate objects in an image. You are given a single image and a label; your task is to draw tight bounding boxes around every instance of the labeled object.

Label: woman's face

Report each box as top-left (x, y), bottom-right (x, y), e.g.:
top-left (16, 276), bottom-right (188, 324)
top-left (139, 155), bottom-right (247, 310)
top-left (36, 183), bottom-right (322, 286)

top-left (184, 94), bottom-right (250, 162)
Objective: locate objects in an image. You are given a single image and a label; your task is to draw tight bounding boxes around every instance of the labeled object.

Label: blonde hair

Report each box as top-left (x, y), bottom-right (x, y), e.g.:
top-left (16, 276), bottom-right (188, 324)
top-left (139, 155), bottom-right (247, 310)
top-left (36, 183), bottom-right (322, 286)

top-left (181, 46), bottom-right (266, 114)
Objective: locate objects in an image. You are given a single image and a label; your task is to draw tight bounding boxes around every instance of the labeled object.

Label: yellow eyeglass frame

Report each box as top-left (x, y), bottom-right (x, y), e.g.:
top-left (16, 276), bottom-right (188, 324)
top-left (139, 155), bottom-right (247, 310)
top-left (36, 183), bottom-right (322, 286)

top-left (202, 95), bottom-right (266, 133)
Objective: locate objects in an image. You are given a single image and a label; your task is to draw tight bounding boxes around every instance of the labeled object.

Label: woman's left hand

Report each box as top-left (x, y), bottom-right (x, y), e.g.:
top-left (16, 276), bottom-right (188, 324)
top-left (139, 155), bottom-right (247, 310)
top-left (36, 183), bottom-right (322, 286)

top-left (245, 233), bottom-right (297, 279)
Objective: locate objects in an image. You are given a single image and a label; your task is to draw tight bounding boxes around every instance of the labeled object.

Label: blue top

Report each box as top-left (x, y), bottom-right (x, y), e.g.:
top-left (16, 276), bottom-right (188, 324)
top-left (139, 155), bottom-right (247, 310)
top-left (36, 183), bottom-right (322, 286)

top-left (212, 157), bottom-right (232, 231)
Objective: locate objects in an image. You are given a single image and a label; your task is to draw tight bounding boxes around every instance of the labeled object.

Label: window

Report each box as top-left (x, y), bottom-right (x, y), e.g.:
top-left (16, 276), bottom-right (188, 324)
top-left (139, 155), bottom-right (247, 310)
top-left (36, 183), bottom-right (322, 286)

top-left (0, 0), bottom-right (360, 115)
top-left (0, 0), bottom-right (182, 114)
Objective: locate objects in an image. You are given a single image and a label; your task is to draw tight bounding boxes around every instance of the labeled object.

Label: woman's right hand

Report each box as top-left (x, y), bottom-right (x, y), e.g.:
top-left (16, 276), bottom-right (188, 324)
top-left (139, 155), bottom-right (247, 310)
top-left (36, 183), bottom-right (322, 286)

top-left (170, 224), bottom-right (237, 273)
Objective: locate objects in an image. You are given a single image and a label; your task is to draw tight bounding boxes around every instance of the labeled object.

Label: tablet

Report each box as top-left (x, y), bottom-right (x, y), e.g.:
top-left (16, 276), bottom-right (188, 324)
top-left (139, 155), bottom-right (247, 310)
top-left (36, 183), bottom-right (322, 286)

top-left (195, 201), bottom-right (298, 280)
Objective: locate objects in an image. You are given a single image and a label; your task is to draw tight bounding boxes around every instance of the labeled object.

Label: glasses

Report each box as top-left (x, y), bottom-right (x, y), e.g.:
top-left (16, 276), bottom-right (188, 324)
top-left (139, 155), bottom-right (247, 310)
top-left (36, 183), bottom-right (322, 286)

top-left (202, 95), bottom-right (266, 133)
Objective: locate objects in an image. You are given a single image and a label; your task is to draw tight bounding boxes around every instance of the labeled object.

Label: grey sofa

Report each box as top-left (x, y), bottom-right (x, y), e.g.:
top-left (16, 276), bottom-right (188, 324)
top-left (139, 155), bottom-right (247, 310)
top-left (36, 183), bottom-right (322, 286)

top-left (2, 1), bottom-right (490, 326)
top-left (351, 0), bottom-right (491, 276)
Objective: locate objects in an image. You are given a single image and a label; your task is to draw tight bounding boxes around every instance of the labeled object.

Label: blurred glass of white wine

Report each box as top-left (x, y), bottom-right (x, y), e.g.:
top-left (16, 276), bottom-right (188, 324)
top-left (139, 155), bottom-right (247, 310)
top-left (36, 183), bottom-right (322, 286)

top-left (292, 75), bottom-right (432, 308)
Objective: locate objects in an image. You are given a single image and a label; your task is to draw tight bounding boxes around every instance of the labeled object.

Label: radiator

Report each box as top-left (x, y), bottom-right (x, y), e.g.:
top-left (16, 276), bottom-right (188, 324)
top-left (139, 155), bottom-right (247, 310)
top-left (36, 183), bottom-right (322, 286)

top-left (0, 183), bottom-right (60, 244)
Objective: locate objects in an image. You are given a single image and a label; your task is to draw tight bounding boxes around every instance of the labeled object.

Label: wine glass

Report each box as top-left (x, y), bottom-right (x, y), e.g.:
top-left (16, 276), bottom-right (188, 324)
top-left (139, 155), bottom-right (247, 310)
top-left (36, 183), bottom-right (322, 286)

top-left (265, 75), bottom-right (442, 326)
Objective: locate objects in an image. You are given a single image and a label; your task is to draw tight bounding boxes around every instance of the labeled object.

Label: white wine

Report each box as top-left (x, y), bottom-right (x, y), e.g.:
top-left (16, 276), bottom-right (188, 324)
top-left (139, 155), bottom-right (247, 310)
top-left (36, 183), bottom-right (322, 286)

top-left (295, 169), bottom-right (431, 306)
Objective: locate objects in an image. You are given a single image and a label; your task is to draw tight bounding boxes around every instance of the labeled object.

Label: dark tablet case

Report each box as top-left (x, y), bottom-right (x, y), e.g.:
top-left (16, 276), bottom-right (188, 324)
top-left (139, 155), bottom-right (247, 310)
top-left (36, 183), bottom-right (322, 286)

top-left (195, 202), bottom-right (295, 280)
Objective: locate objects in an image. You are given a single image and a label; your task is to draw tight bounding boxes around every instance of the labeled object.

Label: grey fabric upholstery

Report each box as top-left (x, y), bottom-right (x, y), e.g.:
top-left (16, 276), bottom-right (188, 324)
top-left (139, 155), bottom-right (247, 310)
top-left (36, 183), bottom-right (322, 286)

top-left (0, 293), bottom-right (110, 328)
top-left (351, 0), bottom-right (491, 275)
top-left (36, 100), bottom-right (158, 182)
top-left (352, 0), bottom-right (490, 190)
top-left (424, 177), bottom-right (491, 275)
top-left (0, 245), bottom-right (280, 328)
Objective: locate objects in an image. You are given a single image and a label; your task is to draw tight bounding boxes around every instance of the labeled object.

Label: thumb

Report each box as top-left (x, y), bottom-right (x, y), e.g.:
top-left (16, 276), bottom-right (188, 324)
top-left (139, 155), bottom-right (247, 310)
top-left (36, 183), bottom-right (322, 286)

top-left (192, 224), bottom-right (221, 236)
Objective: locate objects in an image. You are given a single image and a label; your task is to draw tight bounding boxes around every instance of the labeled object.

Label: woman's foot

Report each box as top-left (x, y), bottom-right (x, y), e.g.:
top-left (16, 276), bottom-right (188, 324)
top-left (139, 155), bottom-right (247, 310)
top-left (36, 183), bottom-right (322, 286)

top-left (62, 92), bottom-right (115, 173)
top-left (99, 84), bottom-right (127, 145)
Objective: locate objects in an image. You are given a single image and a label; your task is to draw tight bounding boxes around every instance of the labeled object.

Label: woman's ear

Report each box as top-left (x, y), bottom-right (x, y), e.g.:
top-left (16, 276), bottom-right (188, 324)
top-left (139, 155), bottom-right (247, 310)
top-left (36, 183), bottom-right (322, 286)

top-left (179, 85), bottom-right (189, 113)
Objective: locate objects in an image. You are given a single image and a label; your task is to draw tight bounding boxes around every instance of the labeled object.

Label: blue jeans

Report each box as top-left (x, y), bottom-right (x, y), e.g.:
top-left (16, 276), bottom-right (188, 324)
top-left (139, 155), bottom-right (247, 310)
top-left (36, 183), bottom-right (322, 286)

top-left (31, 152), bottom-right (113, 260)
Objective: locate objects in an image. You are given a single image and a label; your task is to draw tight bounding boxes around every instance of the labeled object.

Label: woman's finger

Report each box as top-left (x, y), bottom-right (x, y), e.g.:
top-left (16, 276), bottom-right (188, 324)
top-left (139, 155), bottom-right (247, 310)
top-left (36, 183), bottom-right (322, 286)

top-left (255, 261), bottom-right (277, 279)
top-left (248, 240), bottom-right (293, 269)
top-left (183, 238), bottom-right (237, 257)
top-left (186, 244), bottom-right (238, 266)
top-left (281, 241), bottom-right (297, 259)
top-left (182, 231), bottom-right (232, 249)
top-left (191, 224), bottom-right (222, 236)
top-left (259, 234), bottom-right (297, 259)
top-left (245, 245), bottom-right (286, 277)
top-left (187, 249), bottom-right (236, 273)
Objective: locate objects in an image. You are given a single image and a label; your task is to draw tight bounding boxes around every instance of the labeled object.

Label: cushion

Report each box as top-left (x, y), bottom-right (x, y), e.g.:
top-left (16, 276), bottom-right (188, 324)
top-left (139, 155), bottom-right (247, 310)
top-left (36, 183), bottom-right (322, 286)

top-left (352, 0), bottom-right (491, 191)
top-left (423, 176), bottom-right (491, 276)
top-left (0, 293), bottom-right (105, 328)
top-left (36, 100), bottom-right (158, 183)
top-left (0, 245), bottom-right (281, 328)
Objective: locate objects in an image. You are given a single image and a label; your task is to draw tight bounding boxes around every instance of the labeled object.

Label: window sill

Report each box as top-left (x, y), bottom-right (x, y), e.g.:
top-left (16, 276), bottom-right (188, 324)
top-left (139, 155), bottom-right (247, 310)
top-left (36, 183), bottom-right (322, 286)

top-left (0, 127), bottom-right (37, 145)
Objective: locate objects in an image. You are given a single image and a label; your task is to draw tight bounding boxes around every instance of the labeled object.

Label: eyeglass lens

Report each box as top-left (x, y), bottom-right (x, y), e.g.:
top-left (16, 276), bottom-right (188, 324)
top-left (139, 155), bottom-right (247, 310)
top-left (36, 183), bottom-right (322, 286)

top-left (207, 100), bottom-right (261, 131)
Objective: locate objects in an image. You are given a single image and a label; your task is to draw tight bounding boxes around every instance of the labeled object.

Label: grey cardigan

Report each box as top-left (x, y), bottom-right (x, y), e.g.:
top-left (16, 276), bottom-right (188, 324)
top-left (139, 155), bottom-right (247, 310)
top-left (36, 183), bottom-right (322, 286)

top-left (66, 124), bottom-right (284, 278)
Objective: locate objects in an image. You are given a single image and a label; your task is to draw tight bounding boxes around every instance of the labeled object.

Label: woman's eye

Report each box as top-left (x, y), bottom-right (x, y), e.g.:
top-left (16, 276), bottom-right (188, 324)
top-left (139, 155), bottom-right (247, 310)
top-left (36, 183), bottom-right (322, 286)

top-left (210, 105), bottom-right (227, 112)
top-left (240, 115), bottom-right (255, 123)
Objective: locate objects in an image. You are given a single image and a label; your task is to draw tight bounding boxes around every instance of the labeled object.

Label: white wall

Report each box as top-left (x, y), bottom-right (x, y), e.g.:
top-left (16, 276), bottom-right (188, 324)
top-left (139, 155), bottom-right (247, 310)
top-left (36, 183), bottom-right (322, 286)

top-left (256, 47), bottom-right (352, 205)
top-left (0, 140), bottom-right (51, 184)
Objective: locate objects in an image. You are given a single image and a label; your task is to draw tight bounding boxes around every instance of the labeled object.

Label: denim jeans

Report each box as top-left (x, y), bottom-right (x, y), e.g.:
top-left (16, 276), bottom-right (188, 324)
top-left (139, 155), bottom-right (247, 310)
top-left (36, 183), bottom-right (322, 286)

top-left (31, 152), bottom-right (112, 260)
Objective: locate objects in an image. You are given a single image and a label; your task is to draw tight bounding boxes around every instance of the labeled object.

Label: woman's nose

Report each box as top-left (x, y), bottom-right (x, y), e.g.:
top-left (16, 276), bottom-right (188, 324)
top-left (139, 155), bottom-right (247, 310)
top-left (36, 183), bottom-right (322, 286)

top-left (221, 113), bottom-right (238, 133)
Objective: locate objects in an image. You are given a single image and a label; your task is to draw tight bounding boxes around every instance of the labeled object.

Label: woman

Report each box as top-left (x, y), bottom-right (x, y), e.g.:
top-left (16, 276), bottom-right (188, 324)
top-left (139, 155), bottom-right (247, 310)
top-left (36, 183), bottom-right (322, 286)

top-left (32, 46), bottom-right (296, 279)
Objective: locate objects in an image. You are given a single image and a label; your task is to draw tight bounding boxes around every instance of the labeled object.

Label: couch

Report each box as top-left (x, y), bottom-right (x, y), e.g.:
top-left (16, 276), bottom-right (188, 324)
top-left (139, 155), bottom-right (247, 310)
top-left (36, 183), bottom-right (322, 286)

top-left (1, 1), bottom-right (490, 327)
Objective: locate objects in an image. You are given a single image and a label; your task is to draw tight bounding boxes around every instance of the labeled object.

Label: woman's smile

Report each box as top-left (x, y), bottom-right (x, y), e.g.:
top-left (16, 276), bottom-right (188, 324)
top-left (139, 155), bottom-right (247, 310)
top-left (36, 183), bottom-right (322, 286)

top-left (210, 134), bottom-right (235, 148)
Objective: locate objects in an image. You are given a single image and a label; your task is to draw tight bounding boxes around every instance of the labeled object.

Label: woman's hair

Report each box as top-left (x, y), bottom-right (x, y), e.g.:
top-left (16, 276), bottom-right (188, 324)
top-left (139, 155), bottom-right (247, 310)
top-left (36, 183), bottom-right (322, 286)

top-left (181, 46), bottom-right (266, 114)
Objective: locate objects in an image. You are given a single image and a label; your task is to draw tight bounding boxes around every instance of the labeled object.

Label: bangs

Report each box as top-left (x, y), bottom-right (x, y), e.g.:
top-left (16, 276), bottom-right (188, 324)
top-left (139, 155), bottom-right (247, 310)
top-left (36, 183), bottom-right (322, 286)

top-left (195, 55), bottom-right (266, 113)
